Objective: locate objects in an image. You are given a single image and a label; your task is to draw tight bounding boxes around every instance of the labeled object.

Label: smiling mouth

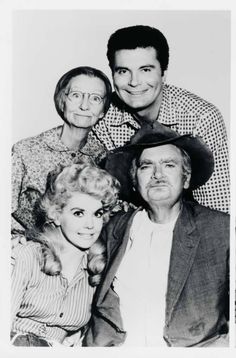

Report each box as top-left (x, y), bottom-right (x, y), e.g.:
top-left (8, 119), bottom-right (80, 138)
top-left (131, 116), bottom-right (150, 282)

top-left (126, 89), bottom-right (149, 96)
top-left (78, 233), bottom-right (95, 238)
top-left (74, 114), bottom-right (91, 118)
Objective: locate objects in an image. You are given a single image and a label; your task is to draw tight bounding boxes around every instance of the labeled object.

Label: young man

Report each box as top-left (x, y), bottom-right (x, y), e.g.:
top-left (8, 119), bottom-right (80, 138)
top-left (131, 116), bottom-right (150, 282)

top-left (93, 25), bottom-right (230, 213)
top-left (84, 123), bottom-right (229, 347)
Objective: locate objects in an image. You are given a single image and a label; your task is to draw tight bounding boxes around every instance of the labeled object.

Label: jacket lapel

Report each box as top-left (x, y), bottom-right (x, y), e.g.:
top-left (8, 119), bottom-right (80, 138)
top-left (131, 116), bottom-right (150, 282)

top-left (96, 209), bottom-right (139, 305)
top-left (165, 203), bottom-right (201, 325)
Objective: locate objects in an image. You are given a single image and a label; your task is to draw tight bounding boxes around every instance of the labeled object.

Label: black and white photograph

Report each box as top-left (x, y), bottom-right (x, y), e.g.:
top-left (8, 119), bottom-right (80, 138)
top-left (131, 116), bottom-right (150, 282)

top-left (0, 1), bottom-right (235, 357)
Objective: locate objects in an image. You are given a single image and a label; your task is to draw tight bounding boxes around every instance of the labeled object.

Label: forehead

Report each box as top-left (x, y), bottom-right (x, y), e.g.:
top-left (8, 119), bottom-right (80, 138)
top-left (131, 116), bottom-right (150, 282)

top-left (68, 74), bottom-right (106, 94)
top-left (114, 47), bottom-right (159, 67)
top-left (65, 192), bottom-right (102, 211)
top-left (139, 144), bottom-right (183, 162)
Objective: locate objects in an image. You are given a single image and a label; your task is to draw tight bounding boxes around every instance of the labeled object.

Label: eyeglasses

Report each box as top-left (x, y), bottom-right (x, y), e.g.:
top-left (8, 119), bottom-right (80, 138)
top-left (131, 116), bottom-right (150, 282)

top-left (66, 91), bottom-right (105, 105)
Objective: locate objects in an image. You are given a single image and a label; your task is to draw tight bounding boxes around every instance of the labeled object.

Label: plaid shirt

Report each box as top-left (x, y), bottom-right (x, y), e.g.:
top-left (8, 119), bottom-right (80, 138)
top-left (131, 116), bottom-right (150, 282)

top-left (93, 84), bottom-right (230, 213)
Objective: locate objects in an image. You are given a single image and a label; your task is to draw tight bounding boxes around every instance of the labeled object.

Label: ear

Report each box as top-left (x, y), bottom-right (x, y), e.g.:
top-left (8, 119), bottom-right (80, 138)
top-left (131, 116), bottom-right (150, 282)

top-left (48, 208), bottom-right (61, 226)
top-left (183, 173), bottom-right (191, 190)
top-left (54, 217), bottom-right (61, 226)
top-left (162, 70), bottom-right (167, 83)
top-left (58, 94), bottom-right (65, 113)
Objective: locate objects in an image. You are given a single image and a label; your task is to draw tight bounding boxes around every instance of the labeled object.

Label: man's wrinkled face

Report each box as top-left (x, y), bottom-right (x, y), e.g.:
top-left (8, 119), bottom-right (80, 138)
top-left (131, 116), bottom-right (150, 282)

top-left (136, 145), bottom-right (190, 206)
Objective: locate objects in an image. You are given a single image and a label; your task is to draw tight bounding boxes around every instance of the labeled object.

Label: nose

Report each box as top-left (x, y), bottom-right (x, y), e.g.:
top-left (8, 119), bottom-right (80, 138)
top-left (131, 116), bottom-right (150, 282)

top-left (129, 71), bottom-right (140, 87)
top-left (152, 165), bottom-right (163, 179)
top-left (79, 93), bottom-right (89, 110)
top-left (84, 215), bottom-right (94, 229)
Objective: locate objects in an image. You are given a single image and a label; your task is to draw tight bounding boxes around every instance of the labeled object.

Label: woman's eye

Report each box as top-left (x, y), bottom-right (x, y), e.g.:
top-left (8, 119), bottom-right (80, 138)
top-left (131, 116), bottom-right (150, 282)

top-left (72, 92), bottom-right (81, 98)
top-left (91, 95), bottom-right (102, 103)
top-left (95, 210), bottom-right (104, 218)
top-left (73, 210), bottom-right (83, 217)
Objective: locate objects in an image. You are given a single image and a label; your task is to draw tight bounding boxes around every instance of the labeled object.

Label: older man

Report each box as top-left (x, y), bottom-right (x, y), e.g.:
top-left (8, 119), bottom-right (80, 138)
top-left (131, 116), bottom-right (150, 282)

top-left (92, 25), bottom-right (229, 213)
top-left (84, 123), bottom-right (229, 347)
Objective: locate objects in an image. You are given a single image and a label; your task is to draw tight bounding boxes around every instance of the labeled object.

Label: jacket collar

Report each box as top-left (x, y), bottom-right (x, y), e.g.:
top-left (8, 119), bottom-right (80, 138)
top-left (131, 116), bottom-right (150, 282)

top-left (165, 202), bottom-right (200, 324)
top-left (95, 203), bottom-right (200, 330)
top-left (97, 208), bottom-right (140, 305)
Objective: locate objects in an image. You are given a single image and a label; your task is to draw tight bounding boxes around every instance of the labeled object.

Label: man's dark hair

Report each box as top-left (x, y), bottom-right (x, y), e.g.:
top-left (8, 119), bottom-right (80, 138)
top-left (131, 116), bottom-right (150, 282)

top-left (107, 25), bottom-right (169, 75)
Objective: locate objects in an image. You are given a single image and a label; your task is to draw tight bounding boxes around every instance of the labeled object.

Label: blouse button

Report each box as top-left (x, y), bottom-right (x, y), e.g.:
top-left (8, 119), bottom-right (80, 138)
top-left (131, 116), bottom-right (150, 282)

top-left (71, 153), bottom-right (76, 158)
top-left (59, 312), bottom-right (64, 318)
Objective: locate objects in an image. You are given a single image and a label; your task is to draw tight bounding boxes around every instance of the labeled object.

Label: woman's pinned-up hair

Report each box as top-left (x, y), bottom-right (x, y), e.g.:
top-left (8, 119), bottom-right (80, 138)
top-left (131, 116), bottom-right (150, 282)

top-left (31, 160), bottom-right (120, 286)
top-left (41, 160), bottom-right (120, 222)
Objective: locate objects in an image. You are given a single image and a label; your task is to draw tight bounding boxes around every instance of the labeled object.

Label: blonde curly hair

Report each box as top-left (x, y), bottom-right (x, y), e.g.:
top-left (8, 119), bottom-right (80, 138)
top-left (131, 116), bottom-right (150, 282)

top-left (32, 161), bottom-right (120, 286)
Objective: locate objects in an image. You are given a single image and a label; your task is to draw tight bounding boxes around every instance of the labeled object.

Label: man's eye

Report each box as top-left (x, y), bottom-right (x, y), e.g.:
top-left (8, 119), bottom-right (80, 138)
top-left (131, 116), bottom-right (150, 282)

top-left (139, 164), bottom-right (151, 170)
top-left (165, 163), bottom-right (175, 168)
top-left (73, 210), bottom-right (83, 217)
top-left (117, 69), bottom-right (127, 75)
top-left (142, 68), bottom-right (151, 72)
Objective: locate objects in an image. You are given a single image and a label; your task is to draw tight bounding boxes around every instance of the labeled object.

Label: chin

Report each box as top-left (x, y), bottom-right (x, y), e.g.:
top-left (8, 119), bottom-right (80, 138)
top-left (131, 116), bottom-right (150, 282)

top-left (123, 98), bottom-right (152, 111)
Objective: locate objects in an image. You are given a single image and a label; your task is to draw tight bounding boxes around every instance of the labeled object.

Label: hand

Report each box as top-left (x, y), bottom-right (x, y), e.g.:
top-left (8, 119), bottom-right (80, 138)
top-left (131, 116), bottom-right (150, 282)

top-left (12, 234), bottom-right (27, 249)
top-left (11, 235), bottom-right (27, 269)
top-left (62, 331), bottom-right (83, 346)
top-left (112, 200), bottom-right (137, 214)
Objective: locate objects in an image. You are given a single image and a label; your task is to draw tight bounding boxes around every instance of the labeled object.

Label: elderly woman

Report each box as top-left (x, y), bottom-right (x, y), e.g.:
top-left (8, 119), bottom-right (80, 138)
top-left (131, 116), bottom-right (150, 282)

top-left (12, 66), bottom-right (112, 235)
top-left (11, 161), bottom-right (120, 346)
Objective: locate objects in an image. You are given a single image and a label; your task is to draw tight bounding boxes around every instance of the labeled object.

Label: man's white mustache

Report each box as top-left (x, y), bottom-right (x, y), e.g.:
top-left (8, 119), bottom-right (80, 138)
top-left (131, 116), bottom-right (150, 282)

top-left (147, 179), bottom-right (169, 188)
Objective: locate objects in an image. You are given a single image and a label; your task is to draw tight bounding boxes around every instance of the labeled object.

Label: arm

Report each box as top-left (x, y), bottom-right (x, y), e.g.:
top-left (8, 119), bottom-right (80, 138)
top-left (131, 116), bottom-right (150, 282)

top-left (193, 108), bottom-right (230, 213)
top-left (11, 143), bottom-right (26, 237)
top-left (11, 245), bottom-right (34, 321)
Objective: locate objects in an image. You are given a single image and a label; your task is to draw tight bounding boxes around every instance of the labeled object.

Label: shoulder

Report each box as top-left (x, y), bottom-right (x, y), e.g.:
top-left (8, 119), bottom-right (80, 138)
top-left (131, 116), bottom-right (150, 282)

top-left (102, 208), bottom-right (136, 235)
top-left (12, 127), bottom-right (61, 152)
top-left (164, 84), bottom-right (221, 115)
top-left (183, 201), bottom-right (229, 242)
top-left (13, 241), bottom-right (42, 267)
top-left (189, 201), bottom-right (229, 220)
top-left (104, 93), bottom-right (132, 119)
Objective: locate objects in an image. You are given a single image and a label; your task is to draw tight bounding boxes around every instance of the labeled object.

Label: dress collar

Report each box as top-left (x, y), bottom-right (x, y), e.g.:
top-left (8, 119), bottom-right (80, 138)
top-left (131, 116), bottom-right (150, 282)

top-left (43, 125), bottom-right (97, 156)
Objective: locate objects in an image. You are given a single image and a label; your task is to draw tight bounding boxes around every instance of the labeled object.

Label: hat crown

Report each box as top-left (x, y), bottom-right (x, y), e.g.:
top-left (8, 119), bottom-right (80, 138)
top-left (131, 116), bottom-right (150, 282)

top-left (130, 122), bottom-right (180, 145)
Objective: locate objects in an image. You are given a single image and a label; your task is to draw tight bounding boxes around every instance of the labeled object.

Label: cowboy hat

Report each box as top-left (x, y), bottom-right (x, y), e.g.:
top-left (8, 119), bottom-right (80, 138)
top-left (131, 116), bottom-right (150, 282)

top-left (104, 122), bottom-right (214, 204)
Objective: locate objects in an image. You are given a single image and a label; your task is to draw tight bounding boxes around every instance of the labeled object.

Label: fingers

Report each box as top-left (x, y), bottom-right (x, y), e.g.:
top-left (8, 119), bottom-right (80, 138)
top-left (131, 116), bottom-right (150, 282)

top-left (11, 235), bottom-right (27, 249)
top-left (62, 331), bottom-right (82, 346)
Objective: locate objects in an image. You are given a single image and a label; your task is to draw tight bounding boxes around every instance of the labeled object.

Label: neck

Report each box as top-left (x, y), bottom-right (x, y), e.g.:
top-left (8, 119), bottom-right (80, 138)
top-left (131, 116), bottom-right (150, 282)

top-left (56, 227), bottom-right (85, 261)
top-left (147, 200), bottom-right (182, 224)
top-left (60, 124), bottom-right (89, 150)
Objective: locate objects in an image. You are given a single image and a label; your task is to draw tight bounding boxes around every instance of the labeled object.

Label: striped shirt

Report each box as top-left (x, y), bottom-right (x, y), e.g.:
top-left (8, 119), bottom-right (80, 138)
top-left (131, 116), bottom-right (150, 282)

top-left (11, 241), bottom-right (95, 343)
top-left (92, 84), bottom-right (230, 213)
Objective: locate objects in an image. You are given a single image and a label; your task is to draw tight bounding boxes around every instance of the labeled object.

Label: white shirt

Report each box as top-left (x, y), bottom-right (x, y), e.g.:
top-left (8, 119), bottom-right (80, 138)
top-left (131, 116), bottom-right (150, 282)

top-left (113, 209), bottom-right (178, 346)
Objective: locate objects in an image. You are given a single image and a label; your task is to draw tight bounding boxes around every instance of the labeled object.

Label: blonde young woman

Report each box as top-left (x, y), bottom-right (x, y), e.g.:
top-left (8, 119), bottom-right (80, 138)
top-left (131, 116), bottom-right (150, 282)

top-left (11, 162), bottom-right (119, 346)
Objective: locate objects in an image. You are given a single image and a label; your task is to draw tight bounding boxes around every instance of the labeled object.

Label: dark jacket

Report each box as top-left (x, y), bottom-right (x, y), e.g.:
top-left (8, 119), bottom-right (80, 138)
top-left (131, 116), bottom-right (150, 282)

top-left (84, 201), bottom-right (229, 347)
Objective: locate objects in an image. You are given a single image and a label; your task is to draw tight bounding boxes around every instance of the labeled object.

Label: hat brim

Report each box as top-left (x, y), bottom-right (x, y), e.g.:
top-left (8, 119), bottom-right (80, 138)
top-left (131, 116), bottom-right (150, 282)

top-left (104, 135), bottom-right (214, 204)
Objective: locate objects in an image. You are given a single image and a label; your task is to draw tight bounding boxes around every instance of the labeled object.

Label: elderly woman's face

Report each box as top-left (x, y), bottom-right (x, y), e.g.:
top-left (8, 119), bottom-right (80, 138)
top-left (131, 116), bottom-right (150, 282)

top-left (63, 74), bottom-right (106, 129)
